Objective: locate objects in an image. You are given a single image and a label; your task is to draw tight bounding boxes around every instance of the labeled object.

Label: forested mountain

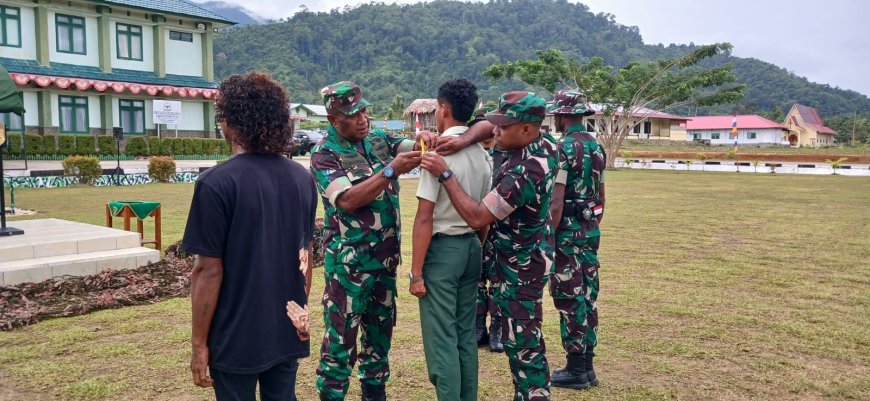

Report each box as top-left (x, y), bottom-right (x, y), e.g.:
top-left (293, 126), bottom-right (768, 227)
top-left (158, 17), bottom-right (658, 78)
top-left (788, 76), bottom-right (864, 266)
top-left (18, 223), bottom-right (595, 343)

top-left (213, 0), bottom-right (870, 118)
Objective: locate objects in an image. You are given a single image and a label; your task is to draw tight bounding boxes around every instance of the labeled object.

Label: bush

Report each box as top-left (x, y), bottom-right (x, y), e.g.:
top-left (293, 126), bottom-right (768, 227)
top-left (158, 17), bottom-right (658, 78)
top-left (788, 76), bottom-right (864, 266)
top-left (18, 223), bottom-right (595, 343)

top-left (43, 135), bottom-right (57, 156)
top-left (98, 135), bottom-right (117, 156)
top-left (148, 137), bottom-right (163, 156)
top-left (159, 137), bottom-right (175, 156)
top-left (125, 137), bottom-right (148, 157)
top-left (25, 134), bottom-right (44, 155)
top-left (220, 140), bottom-right (231, 155)
top-left (75, 135), bottom-right (96, 155)
top-left (190, 138), bottom-right (204, 155)
top-left (59, 135), bottom-right (76, 155)
top-left (2, 133), bottom-right (21, 155)
top-left (62, 156), bottom-right (103, 185)
top-left (180, 138), bottom-right (195, 155)
top-left (147, 156), bottom-right (176, 183)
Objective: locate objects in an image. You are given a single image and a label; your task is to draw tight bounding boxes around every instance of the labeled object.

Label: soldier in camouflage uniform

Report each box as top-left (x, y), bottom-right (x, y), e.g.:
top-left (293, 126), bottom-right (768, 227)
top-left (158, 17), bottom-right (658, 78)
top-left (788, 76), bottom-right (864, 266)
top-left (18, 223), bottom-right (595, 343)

top-left (547, 90), bottom-right (606, 390)
top-left (420, 91), bottom-right (558, 401)
top-left (310, 82), bottom-right (428, 401)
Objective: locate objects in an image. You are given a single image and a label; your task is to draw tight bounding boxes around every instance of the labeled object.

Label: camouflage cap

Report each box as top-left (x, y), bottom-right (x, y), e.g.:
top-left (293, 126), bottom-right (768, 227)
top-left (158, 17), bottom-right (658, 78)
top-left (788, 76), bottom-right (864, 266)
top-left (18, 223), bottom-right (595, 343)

top-left (547, 89), bottom-right (594, 116)
top-left (485, 91), bottom-right (546, 126)
top-left (320, 81), bottom-right (371, 115)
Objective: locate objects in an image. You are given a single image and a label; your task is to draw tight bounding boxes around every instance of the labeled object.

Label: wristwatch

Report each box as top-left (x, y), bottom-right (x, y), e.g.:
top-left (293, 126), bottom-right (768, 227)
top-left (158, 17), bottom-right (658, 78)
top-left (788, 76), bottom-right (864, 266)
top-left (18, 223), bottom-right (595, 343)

top-left (382, 166), bottom-right (398, 180)
top-left (438, 169), bottom-right (454, 183)
top-left (408, 271), bottom-right (423, 283)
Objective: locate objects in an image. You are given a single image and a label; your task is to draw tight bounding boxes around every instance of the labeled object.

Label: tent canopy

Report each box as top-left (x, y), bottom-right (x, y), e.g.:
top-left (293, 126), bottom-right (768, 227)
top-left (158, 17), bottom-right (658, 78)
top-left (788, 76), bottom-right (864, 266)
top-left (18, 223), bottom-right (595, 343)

top-left (0, 64), bottom-right (24, 115)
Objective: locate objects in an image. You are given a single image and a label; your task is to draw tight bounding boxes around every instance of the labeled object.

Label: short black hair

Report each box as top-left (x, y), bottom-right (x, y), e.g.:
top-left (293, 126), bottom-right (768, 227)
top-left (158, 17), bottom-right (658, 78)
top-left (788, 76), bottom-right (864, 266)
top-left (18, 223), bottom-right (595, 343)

top-left (437, 78), bottom-right (478, 123)
top-left (216, 72), bottom-right (292, 155)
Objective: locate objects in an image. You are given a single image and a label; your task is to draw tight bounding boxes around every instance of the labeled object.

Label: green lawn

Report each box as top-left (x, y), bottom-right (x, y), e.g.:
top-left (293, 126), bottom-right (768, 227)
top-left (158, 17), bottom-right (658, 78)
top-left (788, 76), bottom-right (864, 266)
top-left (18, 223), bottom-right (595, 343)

top-left (2, 170), bottom-right (869, 401)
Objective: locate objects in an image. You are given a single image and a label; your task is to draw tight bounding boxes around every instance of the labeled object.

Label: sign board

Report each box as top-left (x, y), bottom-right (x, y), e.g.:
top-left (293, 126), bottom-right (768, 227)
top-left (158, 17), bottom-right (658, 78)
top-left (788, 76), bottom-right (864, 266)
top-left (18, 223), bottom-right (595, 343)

top-left (153, 100), bottom-right (182, 125)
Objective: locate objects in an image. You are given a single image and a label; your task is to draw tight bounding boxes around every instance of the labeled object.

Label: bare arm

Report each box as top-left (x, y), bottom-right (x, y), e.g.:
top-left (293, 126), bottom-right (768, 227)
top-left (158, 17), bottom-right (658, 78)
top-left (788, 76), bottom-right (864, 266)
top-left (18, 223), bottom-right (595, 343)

top-left (411, 200), bottom-right (435, 279)
top-left (190, 255), bottom-right (222, 387)
top-left (435, 120), bottom-right (496, 156)
top-left (335, 151), bottom-right (421, 212)
top-left (477, 225), bottom-right (489, 245)
top-left (550, 183), bottom-right (566, 229)
top-left (597, 183), bottom-right (606, 223)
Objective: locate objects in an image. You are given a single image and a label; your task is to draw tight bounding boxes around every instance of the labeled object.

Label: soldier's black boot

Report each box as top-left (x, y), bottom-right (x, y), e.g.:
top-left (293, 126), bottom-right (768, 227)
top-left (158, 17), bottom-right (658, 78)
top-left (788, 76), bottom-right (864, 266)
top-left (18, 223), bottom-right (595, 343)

top-left (551, 352), bottom-right (591, 390)
top-left (361, 383), bottom-right (386, 401)
top-left (489, 315), bottom-right (504, 353)
top-left (476, 314), bottom-right (489, 346)
top-left (585, 349), bottom-right (599, 386)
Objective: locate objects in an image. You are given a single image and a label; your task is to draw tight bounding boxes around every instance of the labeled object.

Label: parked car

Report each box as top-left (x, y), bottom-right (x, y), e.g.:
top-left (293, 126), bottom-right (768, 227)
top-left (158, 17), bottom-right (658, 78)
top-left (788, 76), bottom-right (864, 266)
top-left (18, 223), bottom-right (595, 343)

top-left (290, 130), bottom-right (325, 156)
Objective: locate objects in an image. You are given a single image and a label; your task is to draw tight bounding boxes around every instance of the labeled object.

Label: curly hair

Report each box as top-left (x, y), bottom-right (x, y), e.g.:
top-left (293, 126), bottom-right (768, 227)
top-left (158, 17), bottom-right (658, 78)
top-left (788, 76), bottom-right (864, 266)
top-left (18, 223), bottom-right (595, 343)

top-left (216, 72), bottom-right (291, 155)
top-left (437, 78), bottom-right (479, 122)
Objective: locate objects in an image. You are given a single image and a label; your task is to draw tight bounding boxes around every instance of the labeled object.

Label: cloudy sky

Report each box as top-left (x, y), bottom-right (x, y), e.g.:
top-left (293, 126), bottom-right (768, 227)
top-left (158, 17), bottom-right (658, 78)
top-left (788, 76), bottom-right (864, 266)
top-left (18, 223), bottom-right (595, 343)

top-left (197, 0), bottom-right (870, 96)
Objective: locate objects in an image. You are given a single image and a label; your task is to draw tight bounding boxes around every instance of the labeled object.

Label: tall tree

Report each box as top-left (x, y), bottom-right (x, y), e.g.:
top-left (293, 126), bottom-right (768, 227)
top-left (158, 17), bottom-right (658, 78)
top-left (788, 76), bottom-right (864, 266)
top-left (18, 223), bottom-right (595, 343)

top-left (483, 45), bottom-right (745, 167)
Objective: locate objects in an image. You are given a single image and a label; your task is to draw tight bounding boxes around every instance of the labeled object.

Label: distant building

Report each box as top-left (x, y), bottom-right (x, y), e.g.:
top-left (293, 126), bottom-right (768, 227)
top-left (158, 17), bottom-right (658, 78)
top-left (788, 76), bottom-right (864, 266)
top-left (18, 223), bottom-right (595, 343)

top-left (686, 115), bottom-right (789, 145)
top-left (0, 0), bottom-right (236, 138)
top-left (289, 103), bottom-right (328, 123)
top-left (542, 105), bottom-right (690, 140)
top-left (403, 99), bottom-right (437, 132)
top-left (783, 104), bottom-right (837, 147)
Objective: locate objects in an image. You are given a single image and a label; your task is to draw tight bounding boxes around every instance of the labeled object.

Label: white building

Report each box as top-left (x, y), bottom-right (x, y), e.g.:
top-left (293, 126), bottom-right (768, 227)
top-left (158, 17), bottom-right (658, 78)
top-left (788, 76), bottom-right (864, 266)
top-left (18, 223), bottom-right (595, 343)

top-left (685, 115), bottom-right (789, 145)
top-left (0, 0), bottom-right (235, 138)
top-left (289, 103), bottom-right (328, 124)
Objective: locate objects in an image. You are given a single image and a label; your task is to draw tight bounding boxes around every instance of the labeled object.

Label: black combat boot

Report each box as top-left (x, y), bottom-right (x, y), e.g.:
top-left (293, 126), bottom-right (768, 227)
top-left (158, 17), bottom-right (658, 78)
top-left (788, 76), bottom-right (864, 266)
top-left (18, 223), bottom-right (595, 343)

top-left (361, 383), bottom-right (386, 401)
top-left (585, 349), bottom-right (599, 386)
top-left (489, 315), bottom-right (504, 353)
top-left (476, 314), bottom-right (490, 346)
top-left (551, 352), bottom-right (590, 390)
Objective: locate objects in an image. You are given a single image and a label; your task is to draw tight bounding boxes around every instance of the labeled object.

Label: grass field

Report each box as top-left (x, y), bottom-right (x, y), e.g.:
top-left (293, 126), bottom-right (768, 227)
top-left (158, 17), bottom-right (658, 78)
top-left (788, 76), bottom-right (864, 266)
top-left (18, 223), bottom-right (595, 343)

top-left (1, 170), bottom-right (869, 401)
top-left (620, 139), bottom-right (870, 155)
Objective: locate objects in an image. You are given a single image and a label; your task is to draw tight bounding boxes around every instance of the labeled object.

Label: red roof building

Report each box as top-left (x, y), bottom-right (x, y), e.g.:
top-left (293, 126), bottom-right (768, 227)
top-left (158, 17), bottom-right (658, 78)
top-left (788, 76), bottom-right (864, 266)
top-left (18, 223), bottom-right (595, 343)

top-left (685, 115), bottom-right (789, 145)
top-left (783, 104), bottom-right (837, 147)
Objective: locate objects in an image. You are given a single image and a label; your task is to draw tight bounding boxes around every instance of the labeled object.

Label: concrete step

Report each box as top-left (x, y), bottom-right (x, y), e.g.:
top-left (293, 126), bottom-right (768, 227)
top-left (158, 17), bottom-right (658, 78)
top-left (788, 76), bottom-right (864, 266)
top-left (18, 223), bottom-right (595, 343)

top-left (0, 218), bottom-right (143, 262)
top-left (0, 246), bottom-right (161, 286)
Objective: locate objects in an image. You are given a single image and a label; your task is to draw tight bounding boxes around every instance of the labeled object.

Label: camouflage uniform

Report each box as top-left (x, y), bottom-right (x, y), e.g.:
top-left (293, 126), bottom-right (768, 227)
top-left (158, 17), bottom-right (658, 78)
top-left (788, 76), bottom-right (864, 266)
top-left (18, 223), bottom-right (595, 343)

top-left (482, 92), bottom-right (559, 401)
top-left (310, 82), bottom-right (415, 400)
top-left (547, 91), bottom-right (606, 356)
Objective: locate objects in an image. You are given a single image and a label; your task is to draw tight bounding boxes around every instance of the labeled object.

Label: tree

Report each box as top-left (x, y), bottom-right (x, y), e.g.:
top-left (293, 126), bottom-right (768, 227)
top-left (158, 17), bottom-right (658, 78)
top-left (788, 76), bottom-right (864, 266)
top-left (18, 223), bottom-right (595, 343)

top-left (483, 45), bottom-right (745, 168)
top-left (386, 95), bottom-right (406, 120)
top-left (761, 105), bottom-right (785, 123)
top-left (827, 113), bottom-right (870, 145)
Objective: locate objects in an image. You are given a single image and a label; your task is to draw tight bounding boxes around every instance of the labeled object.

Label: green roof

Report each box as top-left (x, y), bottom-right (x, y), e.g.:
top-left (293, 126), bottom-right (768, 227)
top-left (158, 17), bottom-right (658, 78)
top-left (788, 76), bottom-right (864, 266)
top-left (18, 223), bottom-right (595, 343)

top-left (88, 0), bottom-right (237, 25)
top-left (1, 57), bottom-right (218, 89)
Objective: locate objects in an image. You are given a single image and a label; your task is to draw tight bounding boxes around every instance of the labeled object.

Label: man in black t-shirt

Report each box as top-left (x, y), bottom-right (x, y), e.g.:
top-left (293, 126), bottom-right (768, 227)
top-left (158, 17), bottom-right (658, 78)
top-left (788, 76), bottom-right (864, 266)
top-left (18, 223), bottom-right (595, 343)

top-left (183, 72), bottom-right (317, 401)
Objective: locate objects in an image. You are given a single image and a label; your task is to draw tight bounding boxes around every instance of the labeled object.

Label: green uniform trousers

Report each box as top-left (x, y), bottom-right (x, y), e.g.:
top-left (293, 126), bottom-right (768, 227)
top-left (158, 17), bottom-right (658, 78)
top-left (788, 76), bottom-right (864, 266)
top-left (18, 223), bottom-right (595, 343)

top-left (419, 233), bottom-right (482, 401)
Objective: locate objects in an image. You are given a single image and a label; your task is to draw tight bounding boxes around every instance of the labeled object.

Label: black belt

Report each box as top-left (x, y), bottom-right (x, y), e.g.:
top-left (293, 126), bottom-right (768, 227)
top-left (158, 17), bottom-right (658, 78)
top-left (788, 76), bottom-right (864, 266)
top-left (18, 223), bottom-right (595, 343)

top-left (564, 199), bottom-right (603, 221)
top-left (432, 232), bottom-right (477, 239)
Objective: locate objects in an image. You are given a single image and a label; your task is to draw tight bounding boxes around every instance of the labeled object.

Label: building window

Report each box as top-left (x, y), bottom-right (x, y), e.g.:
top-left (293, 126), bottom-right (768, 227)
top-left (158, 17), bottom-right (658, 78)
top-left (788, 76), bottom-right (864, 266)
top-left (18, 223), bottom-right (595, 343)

top-left (0, 6), bottom-right (21, 47)
top-left (59, 95), bottom-right (89, 133)
top-left (116, 23), bottom-right (143, 60)
top-left (633, 123), bottom-right (640, 133)
top-left (119, 99), bottom-right (145, 134)
top-left (1, 112), bottom-right (23, 131)
top-left (711, 133), bottom-right (720, 140)
top-left (643, 121), bottom-right (652, 134)
top-left (748, 132), bottom-right (757, 140)
top-left (169, 30), bottom-right (193, 42)
top-left (56, 14), bottom-right (86, 54)
top-left (691, 133), bottom-right (701, 141)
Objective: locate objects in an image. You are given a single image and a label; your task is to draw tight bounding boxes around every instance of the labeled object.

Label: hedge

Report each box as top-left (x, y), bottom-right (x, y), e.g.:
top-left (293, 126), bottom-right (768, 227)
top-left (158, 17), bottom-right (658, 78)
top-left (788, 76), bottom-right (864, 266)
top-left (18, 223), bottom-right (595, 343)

top-left (59, 135), bottom-right (76, 155)
top-left (125, 137), bottom-right (148, 157)
top-left (75, 135), bottom-right (96, 155)
top-left (98, 135), bottom-right (117, 156)
top-left (148, 137), bottom-right (163, 156)
top-left (43, 135), bottom-right (57, 155)
top-left (3, 135), bottom-right (232, 158)
top-left (25, 134), bottom-right (44, 155)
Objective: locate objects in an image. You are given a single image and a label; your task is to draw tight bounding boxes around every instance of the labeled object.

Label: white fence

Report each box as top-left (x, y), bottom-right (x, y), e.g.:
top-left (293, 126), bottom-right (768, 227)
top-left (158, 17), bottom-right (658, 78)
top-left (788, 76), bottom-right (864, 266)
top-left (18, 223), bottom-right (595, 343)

top-left (613, 158), bottom-right (870, 176)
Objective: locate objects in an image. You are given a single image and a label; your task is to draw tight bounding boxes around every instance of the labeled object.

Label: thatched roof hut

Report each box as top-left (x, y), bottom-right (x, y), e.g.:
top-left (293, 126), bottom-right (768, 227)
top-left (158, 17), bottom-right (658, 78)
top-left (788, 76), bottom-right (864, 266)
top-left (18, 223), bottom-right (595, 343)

top-left (403, 99), bottom-right (438, 132)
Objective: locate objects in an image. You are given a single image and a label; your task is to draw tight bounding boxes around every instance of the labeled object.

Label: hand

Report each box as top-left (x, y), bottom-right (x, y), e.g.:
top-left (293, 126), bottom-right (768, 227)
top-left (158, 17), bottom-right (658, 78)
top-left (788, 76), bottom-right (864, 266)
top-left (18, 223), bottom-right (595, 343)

top-left (415, 130), bottom-right (438, 153)
top-left (190, 344), bottom-right (213, 387)
top-left (298, 248), bottom-right (310, 276)
top-left (409, 280), bottom-right (426, 298)
top-left (286, 301), bottom-right (310, 341)
top-left (389, 151), bottom-right (423, 175)
top-left (435, 135), bottom-right (469, 156)
top-left (420, 152), bottom-right (448, 177)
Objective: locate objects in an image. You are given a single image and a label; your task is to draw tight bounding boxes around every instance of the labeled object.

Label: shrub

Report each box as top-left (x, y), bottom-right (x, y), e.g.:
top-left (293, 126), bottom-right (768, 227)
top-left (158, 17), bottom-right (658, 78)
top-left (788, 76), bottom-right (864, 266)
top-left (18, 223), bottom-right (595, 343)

top-left (125, 137), bottom-right (148, 157)
top-left (98, 135), bottom-right (117, 156)
top-left (59, 135), bottom-right (76, 155)
top-left (43, 135), bottom-right (57, 155)
top-left (2, 133), bottom-right (21, 155)
top-left (62, 156), bottom-right (103, 185)
top-left (25, 134), bottom-right (44, 155)
top-left (148, 156), bottom-right (176, 183)
top-left (190, 138), bottom-right (204, 155)
top-left (180, 138), bottom-right (195, 155)
top-left (220, 140), bottom-right (231, 155)
top-left (148, 137), bottom-right (163, 156)
top-left (75, 135), bottom-right (96, 155)
top-left (159, 137), bottom-right (175, 156)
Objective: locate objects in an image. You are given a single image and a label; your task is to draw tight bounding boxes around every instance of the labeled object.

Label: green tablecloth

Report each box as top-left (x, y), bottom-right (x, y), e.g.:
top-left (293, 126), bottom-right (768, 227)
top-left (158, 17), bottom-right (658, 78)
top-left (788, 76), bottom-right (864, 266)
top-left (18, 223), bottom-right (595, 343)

top-left (108, 201), bottom-right (161, 220)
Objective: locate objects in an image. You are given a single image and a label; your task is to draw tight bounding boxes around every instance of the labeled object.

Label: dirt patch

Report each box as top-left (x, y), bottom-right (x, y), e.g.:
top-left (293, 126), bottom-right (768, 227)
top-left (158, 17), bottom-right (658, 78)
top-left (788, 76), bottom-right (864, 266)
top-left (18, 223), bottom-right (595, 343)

top-left (3, 208), bottom-right (38, 216)
top-left (0, 243), bottom-right (194, 331)
top-left (626, 151), bottom-right (870, 164)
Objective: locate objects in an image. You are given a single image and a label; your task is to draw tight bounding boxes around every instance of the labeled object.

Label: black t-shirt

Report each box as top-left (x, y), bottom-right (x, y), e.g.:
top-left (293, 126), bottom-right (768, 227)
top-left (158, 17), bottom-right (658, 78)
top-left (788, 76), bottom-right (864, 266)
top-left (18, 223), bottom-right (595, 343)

top-left (182, 154), bottom-right (317, 374)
